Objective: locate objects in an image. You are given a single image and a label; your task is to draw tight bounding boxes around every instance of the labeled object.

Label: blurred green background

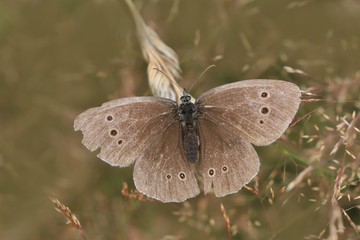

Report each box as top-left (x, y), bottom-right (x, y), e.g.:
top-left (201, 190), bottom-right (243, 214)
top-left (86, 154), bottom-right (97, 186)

top-left (1, 0), bottom-right (360, 239)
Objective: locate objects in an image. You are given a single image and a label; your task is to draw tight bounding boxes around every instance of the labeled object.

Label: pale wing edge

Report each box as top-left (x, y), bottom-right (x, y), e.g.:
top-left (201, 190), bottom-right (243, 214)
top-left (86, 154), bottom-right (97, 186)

top-left (197, 79), bottom-right (300, 102)
top-left (74, 96), bottom-right (176, 131)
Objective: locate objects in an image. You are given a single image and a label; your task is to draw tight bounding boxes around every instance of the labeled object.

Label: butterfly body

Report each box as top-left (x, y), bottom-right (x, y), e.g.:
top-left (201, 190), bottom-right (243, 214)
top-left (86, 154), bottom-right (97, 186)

top-left (178, 94), bottom-right (200, 163)
top-left (74, 79), bottom-right (301, 202)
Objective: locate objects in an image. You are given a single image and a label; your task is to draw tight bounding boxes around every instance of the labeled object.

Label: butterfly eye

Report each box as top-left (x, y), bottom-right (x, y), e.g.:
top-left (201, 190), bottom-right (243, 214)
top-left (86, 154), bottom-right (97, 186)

top-left (221, 165), bottom-right (228, 173)
top-left (178, 172), bottom-right (186, 181)
top-left (208, 168), bottom-right (215, 177)
top-left (261, 107), bottom-right (269, 114)
top-left (110, 129), bottom-right (118, 136)
top-left (166, 174), bottom-right (172, 180)
top-left (117, 139), bottom-right (123, 145)
top-left (261, 92), bottom-right (269, 98)
top-left (106, 115), bottom-right (114, 121)
top-left (259, 120), bottom-right (264, 124)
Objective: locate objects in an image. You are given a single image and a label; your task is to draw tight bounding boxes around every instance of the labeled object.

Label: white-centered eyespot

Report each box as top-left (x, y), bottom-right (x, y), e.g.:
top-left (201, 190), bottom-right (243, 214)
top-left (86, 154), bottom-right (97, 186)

top-left (178, 172), bottom-right (186, 181)
top-left (260, 91), bottom-right (269, 98)
top-left (208, 168), bottom-right (215, 177)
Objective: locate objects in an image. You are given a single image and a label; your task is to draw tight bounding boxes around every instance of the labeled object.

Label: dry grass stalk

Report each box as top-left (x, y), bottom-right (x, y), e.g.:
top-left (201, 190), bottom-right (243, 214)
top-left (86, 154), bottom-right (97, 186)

top-left (300, 98), bottom-right (325, 103)
top-left (289, 109), bottom-right (314, 127)
top-left (286, 166), bottom-right (314, 192)
top-left (243, 185), bottom-right (259, 196)
top-left (332, 166), bottom-right (345, 205)
top-left (49, 196), bottom-right (86, 240)
top-left (343, 113), bottom-right (360, 148)
top-left (328, 202), bottom-right (345, 240)
top-left (220, 203), bottom-right (232, 240)
top-left (327, 163), bottom-right (360, 239)
top-left (330, 112), bottom-right (359, 156)
top-left (283, 66), bottom-right (309, 76)
top-left (278, 186), bottom-right (286, 197)
top-left (121, 181), bottom-right (153, 202)
top-left (124, 0), bottom-right (184, 102)
top-left (341, 208), bottom-right (360, 236)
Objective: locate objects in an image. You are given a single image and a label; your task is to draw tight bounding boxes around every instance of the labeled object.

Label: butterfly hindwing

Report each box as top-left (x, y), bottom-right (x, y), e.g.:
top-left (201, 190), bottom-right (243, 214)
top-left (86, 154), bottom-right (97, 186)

top-left (197, 117), bottom-right (260, 197)
top-left (133, 122), bottom-right (200, 202)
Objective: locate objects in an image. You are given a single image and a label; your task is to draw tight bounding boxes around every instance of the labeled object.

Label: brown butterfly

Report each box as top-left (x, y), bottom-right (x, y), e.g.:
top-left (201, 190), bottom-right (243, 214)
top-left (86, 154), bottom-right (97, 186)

top-left (74, 79), bottom-right (301, 202)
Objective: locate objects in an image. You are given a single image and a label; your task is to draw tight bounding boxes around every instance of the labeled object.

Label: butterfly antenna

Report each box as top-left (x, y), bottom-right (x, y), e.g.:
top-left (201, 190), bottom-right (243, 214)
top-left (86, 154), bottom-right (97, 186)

top-left (188, 64), bottom-right (216, 92)
top-left (152, 67), bottom-right (184, 94)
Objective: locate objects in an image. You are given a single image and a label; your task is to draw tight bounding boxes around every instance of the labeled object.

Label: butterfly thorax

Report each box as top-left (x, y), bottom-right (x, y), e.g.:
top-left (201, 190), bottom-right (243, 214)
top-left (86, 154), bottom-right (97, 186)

top-left (178, 94), bottom-right (199, 163)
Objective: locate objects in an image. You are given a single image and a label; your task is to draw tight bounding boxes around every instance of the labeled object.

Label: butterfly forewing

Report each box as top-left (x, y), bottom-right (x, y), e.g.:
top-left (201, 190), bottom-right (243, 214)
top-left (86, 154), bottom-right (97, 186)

top-left (196, 80), bottom-right (301, 146)
top-left (197, 117), bottom-right (260, 197)
top-left (133, 122), bottom-right (200, 202)
top-left (74, 97), bottom-right (177, 167)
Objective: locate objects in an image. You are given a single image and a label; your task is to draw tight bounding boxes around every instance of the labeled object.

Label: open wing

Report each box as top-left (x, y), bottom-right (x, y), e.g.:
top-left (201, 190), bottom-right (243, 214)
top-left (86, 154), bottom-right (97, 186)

top-left (197, 117), bottom-right (260, 197)
top-left (133, 122), bottom-right (200, 202)
top-left (196, 80), bottom-right (301, 146)
top-left (74, 96), bottom-right (199, 202)
top-left (74, 96), bottom-right (177, 167)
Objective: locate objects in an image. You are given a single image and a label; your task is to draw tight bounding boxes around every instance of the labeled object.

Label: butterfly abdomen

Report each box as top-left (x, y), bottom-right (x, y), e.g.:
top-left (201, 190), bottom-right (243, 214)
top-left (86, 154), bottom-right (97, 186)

top-left (183, 125), bottom-right (199, 163)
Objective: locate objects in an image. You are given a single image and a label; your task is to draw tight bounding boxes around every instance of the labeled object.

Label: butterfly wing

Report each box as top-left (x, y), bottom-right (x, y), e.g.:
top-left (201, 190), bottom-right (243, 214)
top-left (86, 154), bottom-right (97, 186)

top-left (74, 97), bottom-right (177, 167)
top-left (74, 96), bottom-right (199, 202)
top-left (133, 122), bottom-right (200, 202)
top-left (196, 79), bottom-right (301, 146)
top-left (197, 117), bottom-right (260, 197)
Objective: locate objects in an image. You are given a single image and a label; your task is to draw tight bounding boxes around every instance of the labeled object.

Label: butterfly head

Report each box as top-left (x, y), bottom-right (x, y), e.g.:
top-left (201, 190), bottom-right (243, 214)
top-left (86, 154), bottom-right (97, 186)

top-left (180, 91), bottom-right (192, 104)
top-left (178, 91), bottom-right (197, 122)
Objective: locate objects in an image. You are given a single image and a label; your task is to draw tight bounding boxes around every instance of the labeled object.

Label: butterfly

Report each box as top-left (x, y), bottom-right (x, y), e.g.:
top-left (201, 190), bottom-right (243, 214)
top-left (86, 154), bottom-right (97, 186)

top-left (74, 79), bottom-right (301, 202)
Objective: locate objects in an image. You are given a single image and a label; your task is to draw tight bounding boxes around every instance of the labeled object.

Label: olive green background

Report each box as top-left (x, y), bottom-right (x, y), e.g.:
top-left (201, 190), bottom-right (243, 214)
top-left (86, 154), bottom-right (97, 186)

top-left (1, 0), bottom-right (360, 239)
